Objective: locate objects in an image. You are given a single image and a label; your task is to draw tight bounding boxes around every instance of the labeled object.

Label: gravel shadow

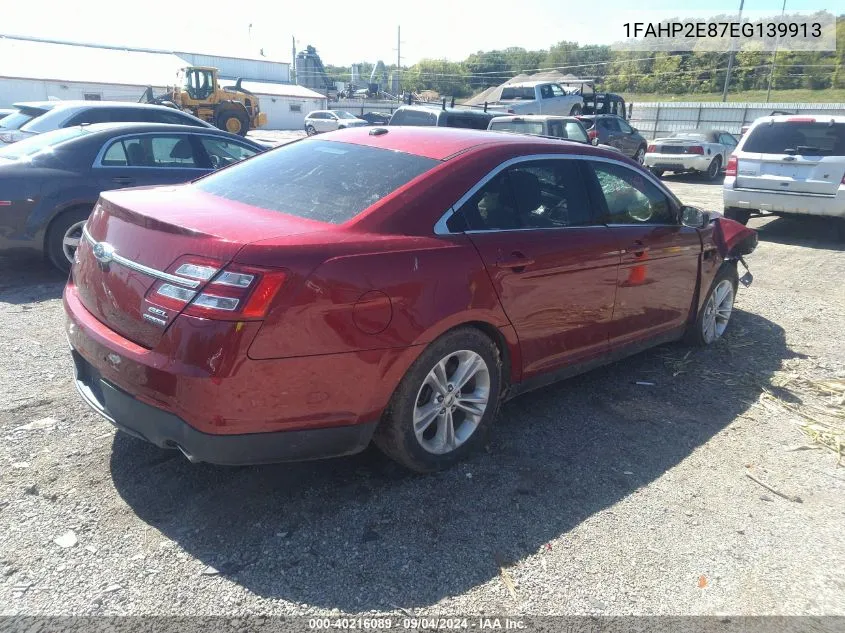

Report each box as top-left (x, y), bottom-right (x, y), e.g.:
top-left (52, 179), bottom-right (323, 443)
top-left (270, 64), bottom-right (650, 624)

top-left (751, 216), bottom-right (845, 251)
top-left (0, 255), bottom-right (66, 305)
top-left (110, 308), bottom-right (792, 611)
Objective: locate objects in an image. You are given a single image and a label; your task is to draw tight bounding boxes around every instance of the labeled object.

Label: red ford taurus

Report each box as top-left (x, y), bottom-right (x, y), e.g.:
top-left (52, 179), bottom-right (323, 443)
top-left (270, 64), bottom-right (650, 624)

top-left (64, 127), bottom-right (756, 472)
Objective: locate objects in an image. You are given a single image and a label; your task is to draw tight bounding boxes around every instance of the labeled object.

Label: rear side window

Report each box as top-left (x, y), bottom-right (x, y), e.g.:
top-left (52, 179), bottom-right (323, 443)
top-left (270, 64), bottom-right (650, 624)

top-left (490, 121), bottom-right (546, 135)
top-left (390, 109), bottom-right (437, 126)
top-left (195, 139), bottom-right (439, 224)
top-left (743, 121), bottom-right (845, 156)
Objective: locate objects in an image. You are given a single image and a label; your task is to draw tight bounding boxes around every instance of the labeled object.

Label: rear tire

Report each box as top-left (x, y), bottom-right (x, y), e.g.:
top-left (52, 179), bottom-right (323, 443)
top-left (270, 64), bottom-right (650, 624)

top-left (687, 264), bottom-right (738, 347)
top-left (216, 109), bottom-right (249, 136)
top-left (45, 207), bottom-right (92, 274)
top-left (634, 146), bottom-right (646, 164)
top-left (703, 156), bottom-right (722, 181)
top-left (569, 104), bottom-right (582, 116)
top-left (373, 327), bottom-right (503, 473)
top-left (724, 207), bottom-right (751, 225)
top-left (305, 125), bottom-right (317, 136)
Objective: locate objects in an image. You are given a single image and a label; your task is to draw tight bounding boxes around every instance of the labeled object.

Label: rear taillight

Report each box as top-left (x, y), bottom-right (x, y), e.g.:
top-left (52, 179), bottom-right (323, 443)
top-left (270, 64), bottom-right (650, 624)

top-left (726, 155), bottom-right (738, 176)
top-left (686, 145), bottom-right (704, 155)
top-left (647, 144), bottom-right (656, 153)
top-left (787, 116), bottom-right (816, 123)
top-left (148, 260), bottom-right (286, 320)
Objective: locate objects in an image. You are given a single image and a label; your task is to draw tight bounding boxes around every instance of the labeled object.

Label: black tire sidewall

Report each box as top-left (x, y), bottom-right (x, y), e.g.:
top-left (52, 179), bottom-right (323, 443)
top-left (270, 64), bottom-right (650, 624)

top-left (688, 264), bottom-right (739, 346)
top-left (374, 328), bottom-right (502, 472)
top-left (705, 156), bottom-right (721, 181)
top-left (46, 207), bottom-right (92, 274)
top-left (218, 110), bottom-right (248, 136)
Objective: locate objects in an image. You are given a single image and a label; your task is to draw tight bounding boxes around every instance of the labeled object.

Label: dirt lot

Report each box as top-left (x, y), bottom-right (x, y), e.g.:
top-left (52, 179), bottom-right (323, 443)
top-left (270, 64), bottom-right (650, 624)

top-left (1, 176), bottom-right (844, 617)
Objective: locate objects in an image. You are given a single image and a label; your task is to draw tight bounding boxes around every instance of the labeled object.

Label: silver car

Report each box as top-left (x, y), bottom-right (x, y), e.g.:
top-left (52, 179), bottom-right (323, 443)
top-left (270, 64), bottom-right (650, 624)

top-left (645, 129), bottom-right (738, 180)
top-left (723, 115), bottom-right (845, 235)
top-left (304, 110), bottom-right (369, 135)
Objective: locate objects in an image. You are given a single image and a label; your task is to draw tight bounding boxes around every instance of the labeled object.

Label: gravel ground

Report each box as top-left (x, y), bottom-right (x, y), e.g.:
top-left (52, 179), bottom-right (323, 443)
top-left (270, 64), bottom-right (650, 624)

top-left (1, 176), bottom-right (844, 618)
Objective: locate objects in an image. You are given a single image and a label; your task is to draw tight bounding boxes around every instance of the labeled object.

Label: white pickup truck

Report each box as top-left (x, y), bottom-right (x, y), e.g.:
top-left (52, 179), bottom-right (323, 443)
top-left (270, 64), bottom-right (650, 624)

top-left (485, 82), bottom-right (584, 116)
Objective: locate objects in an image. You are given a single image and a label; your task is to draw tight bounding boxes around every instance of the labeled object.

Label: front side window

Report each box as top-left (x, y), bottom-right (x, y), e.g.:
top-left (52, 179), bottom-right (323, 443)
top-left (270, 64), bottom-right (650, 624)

top-left (590, 162), bottom-right (674, 225)
top-left (719, 132), bottom-right (738, 147)
top-left (199, 136), bottom-right (259, 168)
top-left (618, 119), bottom-right (633, 134)
top-left (540, 85), bottom-right (554, 99)
top-left (551, 84), bottom-right (565, 97)
top-left (599, 118), bottom-right (621, 132)
top-left (448, 160), bottom-right (594, 231)
top-left (195, 139), bottom-right (439, 224)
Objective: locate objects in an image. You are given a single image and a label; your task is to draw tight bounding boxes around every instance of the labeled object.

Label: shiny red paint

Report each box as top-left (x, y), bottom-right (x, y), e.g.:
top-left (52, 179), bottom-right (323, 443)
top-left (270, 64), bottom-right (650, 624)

top-left (64, 128), bottom-right (738, 449)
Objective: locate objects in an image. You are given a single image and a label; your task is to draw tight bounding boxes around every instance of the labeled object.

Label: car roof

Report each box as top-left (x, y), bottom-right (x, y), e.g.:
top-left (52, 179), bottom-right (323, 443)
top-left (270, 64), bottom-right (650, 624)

top-left (396, 105), bottom-right (496, 119)
top-left (45, 122), bottom-right (263, 147)
top-left (490, 115), bottom-right (580, 123)
top-left (754, 114), bottom-right (845, 125)
top-left (320, 126), bottom-right (609, 161)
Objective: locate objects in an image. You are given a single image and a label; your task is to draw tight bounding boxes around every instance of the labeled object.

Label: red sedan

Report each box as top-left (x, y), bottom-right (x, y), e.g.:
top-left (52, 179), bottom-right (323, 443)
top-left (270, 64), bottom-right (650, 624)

top-left (64, 127), bottom-right (756, 472)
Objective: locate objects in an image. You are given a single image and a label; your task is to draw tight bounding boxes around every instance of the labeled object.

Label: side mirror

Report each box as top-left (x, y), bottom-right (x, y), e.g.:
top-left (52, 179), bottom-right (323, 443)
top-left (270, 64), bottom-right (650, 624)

top-left (681, 205), bottom-right (710, 229)
top-left (591, 137), bottom-right (599, 146)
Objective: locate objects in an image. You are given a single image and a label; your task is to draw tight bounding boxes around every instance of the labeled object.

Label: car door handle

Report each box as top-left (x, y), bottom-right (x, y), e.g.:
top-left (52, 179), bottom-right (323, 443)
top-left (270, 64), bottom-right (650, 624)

top-left (496, 252), bottom-right (534, 271)
top-left (111, 177), bottom-right (134, 185)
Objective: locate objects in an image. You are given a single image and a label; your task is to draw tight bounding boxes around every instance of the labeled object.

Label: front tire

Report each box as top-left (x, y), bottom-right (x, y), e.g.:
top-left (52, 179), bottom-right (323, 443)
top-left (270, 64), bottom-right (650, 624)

top-left (687, 265), bottom-right (738, 346)
top-left (373, 327), bottom-right (503, 472)
top-left (724, 207), bottom-right (751, 225)
top-left (703, 156), bottom-right (722, 181)
top-left (305, 125), bottom-right (317, 136)
top-left (216, 109), bottom-right (249, 136)
top-left (634, 146), bottom-right (646, 164)
top-left (46, 207), bottom-right (92, 274)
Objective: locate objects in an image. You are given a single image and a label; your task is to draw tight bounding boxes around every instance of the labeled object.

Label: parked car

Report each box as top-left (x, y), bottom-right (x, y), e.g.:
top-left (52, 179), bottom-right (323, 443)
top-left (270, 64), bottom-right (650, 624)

top-left (576, 115), bottom-right (649, 163)
top-left (389, 105), bottom-right (499, 130)
top-left (6, 101), bottom-right (214, 145)
top-left (487, 115), bottom-right (621, 152)
top-left (304, 110), bottom-right (369, 135)
top-left (0, 102), bottom-right (58, 145)
top-left (359, 111), bottom-right (392, 126)
top-left (724, 115), bottom-right (845, 236)
top-left (64, 127), bottom-right (757, 473)
top-left (0, 123), bottom-right (263, 272)
top-left (484, 81), bottom-right (584, 116)
top-left (644, 129), bottom-right (738, 180)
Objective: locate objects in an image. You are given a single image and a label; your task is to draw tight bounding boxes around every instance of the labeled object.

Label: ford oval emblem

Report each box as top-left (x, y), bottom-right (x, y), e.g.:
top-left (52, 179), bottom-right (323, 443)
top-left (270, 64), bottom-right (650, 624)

top-left (92, 241), bottom-right (115, 264)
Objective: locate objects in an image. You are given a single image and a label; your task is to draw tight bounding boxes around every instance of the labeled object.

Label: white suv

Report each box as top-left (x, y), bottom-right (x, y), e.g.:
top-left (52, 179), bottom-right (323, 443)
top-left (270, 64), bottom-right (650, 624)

top-left (723, 115), bottom-right (845, 236)
top-left (304, 110), bottom-right (368, 135)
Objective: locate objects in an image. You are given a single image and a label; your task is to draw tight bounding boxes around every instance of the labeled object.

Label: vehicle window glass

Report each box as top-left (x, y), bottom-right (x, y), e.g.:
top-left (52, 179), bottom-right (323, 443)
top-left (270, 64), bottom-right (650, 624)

top-left (540, 85), bottom-right (554, 99)
top-left (600, 118), bottom-right (621, 132)
top-left (500, 87), bottom-right (535, 100)
top-left (590, 162), bottom-right (674, 225)
top-left (453, 172), bottom-right (519, 231)
top-left (618, 119), bottom-right (633, 133)
top-left (551, 85), bottom-right (565, 97)
top-left (444, 114), bottom-right (489, 130)
top-left (156, 110), bottom-right (189, 125)
top-left (508, 160), bottom-right (594, 228)
top-left (490, 120), bottom-right (545, 135)
top-left (743, 121), bottom-right (845, 156)
top-left (563, 121), bottom-right (588, 143)
top-left (199, 136), bottom-right (258, 168)
top-left (0, 110), bottom-right (38, 130)
top-left (720, 133), bottom-right (738, 147)
top-left (389, 109), bottom-right (437, 126)
top-left (150, 136), bottom-right (198, 167)
top-left (0, 126), bottom-right (91, 160)
top-left (195, 139), bottom-right (439, 224)
top-left (64, 109), bottom-right (113, 126)
top-left (101, 141), bottom-right (129, 166)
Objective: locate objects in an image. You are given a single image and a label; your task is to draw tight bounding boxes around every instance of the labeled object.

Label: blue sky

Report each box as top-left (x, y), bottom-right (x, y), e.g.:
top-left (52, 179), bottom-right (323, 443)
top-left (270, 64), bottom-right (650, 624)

top-left (0, 0), bottom-right (833, 67)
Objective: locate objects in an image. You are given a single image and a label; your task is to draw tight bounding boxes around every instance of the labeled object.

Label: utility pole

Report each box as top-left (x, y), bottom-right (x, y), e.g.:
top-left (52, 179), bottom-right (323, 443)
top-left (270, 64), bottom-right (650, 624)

top-left (766, 0), bottom-right (788, 103)
top-left (721, 0), bottom-right (745, 102)
top-left (292, 36), bottom-right (297, 85)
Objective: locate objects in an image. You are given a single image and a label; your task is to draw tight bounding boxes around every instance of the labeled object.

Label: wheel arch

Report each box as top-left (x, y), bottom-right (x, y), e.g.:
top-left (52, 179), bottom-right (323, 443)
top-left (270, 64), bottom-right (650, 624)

top-left (42, 200), bottom-right (97, 253)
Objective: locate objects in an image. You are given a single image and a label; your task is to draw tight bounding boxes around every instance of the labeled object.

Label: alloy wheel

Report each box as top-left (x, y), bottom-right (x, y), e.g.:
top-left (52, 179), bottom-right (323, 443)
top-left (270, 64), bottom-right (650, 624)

top-left (635, 147), bottom-right (645, 164)
top-left (702, 279), bottom-right (734, 343)
top-left (62, 220), bottom-right (87, 264)
top-left (413, 350), bottom-right (491, 455)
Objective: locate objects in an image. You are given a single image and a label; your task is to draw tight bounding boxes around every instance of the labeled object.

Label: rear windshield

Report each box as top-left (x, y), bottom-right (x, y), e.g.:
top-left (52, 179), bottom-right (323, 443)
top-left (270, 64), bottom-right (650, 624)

top-left (490, 120), bottom-right (546, 135)
top-left (0, 126), bottom-right (90, 160)
top-left (194, 139), bottom-right (439, 224)
top-left (0, 109), bottom-right (42, 131)
top-left (743, 121), bottom-right (845, 156)
top-left (442, 114), bottom-right (491, 130)
top-left (389, 109), bottom-right (437, 127)
top-left (500, 87), bottom-right (535, 100)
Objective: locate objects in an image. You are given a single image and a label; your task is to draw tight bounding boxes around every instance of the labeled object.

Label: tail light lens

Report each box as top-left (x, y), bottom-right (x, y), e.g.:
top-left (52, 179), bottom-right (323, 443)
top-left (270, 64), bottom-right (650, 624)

top-left (686, 145), bottom-right (704, 155)
top-left (148, 259), bottom-right (287, 320)
top-left (726, 155), bottom-right (738, 177)
top-left (647, 144), bottom-right (656, 153)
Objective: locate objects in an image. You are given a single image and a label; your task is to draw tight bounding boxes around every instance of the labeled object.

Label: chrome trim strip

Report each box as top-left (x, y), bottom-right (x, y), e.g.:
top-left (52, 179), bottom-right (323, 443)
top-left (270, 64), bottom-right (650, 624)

top-left (433, 153), bottom-right (677, 235)
top-left (82, 226), bottom-right (201, 289)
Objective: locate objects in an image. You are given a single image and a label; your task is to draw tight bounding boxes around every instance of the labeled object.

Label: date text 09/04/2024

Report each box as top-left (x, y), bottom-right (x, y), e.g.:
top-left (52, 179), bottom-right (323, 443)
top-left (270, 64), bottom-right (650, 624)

top-left (308, 618), bottom-right (526, 630)
top-left (623, 21), bottom-right (822, 39)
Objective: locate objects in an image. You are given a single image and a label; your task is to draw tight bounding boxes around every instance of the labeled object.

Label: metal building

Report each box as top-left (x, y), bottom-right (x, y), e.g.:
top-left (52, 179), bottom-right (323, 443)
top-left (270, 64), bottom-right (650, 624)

top-left (0, 35), bottom-right (325, 129)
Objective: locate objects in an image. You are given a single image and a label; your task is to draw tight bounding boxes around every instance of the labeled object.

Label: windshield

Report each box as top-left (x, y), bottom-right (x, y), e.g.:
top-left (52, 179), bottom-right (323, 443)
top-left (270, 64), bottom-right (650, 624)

top-left (333, 111), bottom-right (358, 120)
top-left (489, 121), bottom-right (546, 135)
top-left (0, 110), bottom-right (41, 131)
top-left (0, 126), bottom-right (91, 160)
top-left (743, 121), bottom-right (845, 156)
top-left (195, 139), bottom-right (439, 224)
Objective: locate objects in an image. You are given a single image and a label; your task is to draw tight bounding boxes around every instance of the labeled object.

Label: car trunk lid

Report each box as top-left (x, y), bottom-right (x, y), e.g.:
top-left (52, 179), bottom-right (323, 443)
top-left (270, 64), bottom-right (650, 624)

top-left (73, 185), bottom-right (323, 349)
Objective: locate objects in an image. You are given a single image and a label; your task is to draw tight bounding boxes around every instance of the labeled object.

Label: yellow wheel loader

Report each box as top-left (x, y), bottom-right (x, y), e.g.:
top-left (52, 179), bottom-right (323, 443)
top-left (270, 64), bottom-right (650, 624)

top-left (141, 67), bottom-right (267, 136)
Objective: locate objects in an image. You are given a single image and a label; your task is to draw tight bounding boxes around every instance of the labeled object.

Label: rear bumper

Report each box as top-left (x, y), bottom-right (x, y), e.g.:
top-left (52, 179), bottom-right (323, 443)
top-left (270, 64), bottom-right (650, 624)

top-left (644, 154), bottom-right (712, 171)
top-left (72, 350), bottom-right (376, 465)
top-left (723, 178), bottom-right (845, 218)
